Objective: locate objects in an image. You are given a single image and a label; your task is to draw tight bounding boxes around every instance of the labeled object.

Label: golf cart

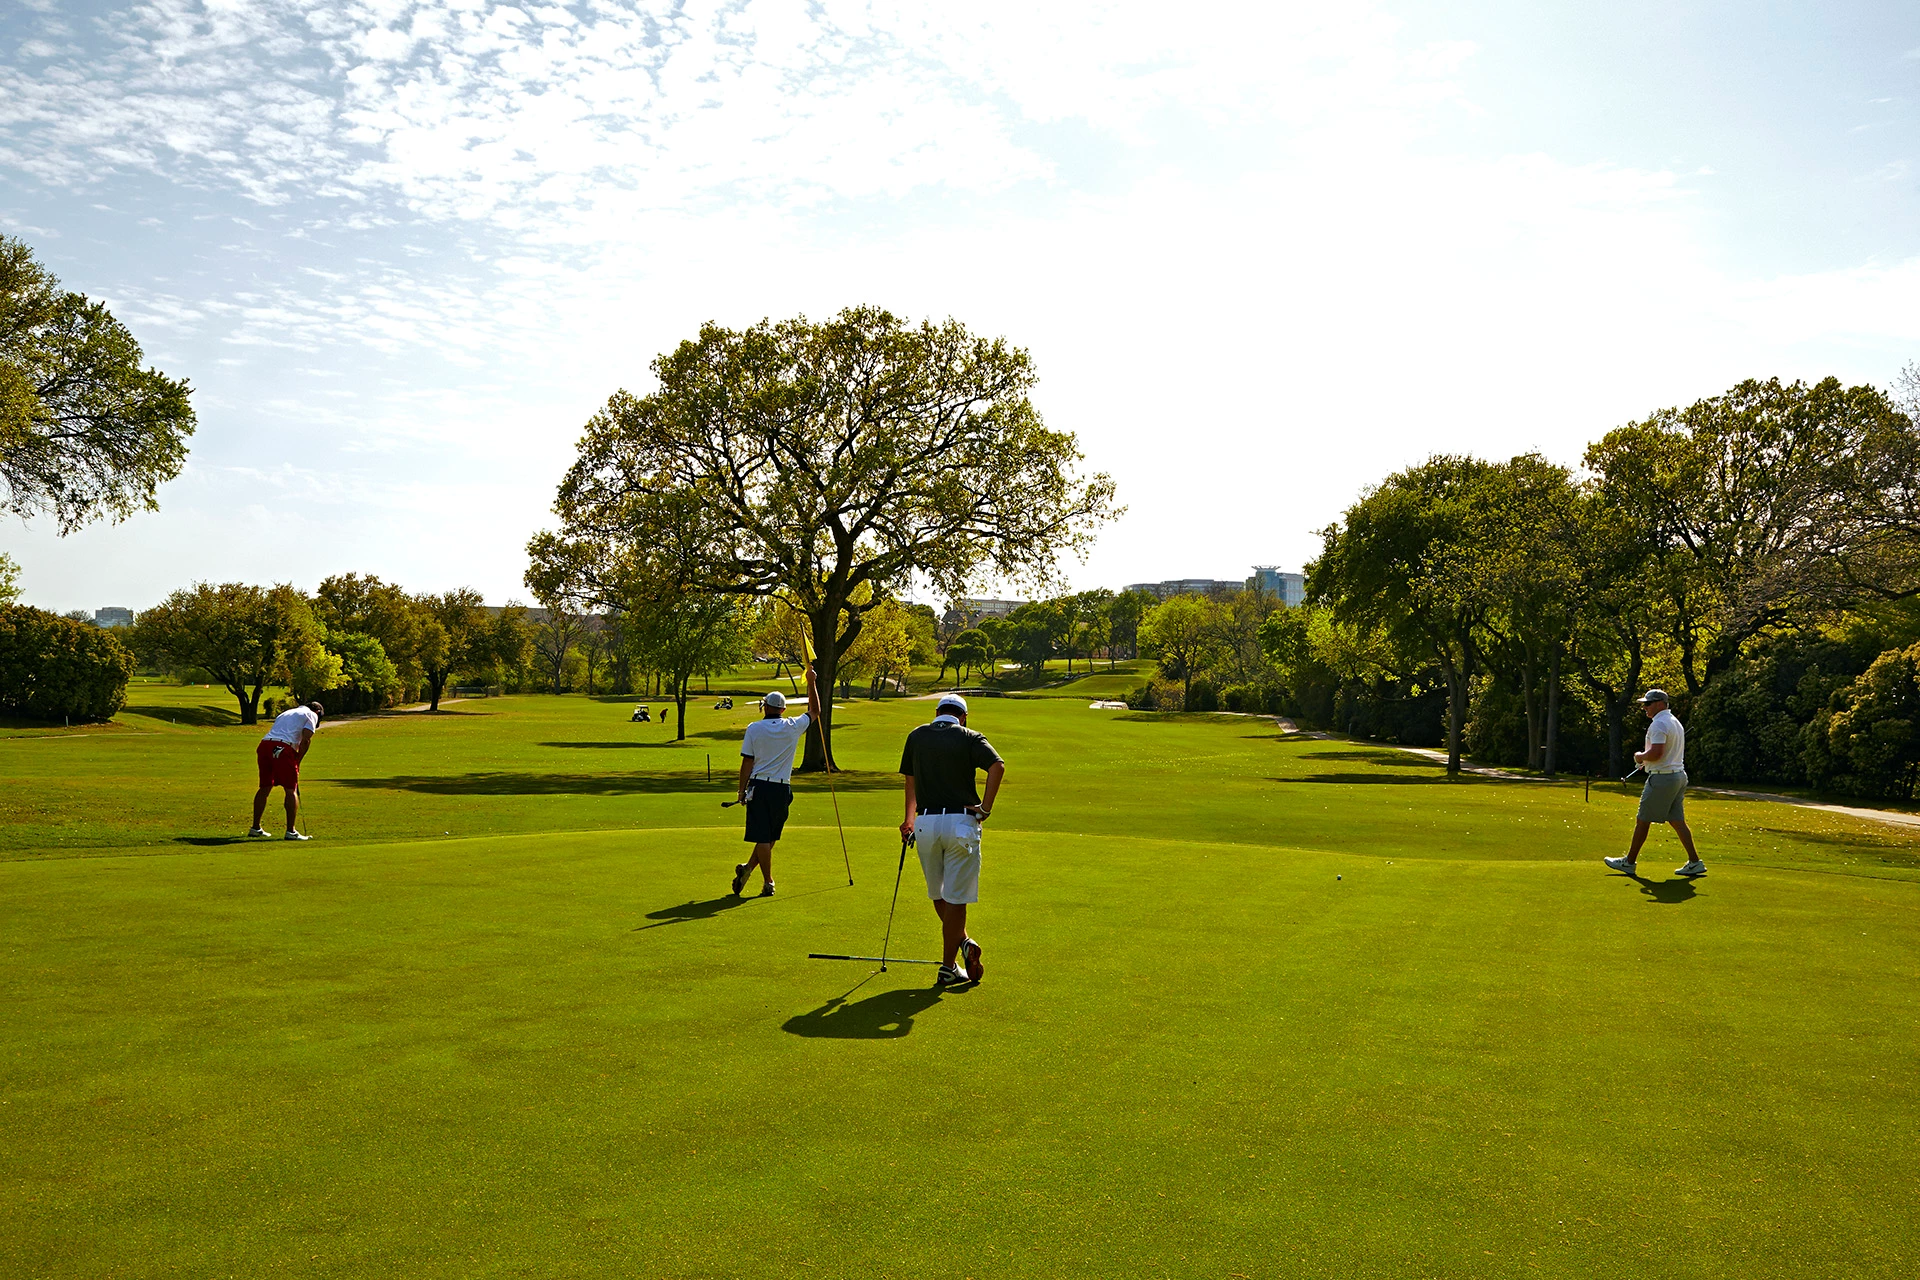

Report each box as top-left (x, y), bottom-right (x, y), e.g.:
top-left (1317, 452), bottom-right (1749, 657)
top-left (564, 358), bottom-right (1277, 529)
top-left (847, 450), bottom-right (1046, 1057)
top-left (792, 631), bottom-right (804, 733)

top-left (630, 705), bottom-right (651, 723)
top-left (713, 696), bottom-right (734, 711)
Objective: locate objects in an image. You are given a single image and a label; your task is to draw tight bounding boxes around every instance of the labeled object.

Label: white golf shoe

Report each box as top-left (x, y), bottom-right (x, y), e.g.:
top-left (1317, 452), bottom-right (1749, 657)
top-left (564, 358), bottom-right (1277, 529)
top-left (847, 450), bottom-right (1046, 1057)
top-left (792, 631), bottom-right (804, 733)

top-left (1675, 860), bottom-right (1707, 877)
top-left (246, 827), bottom-right (269, 838)
top-left (1603, 856), bottom-right (1638, 875)
top-left (284, 830), bottom-right (311, 841)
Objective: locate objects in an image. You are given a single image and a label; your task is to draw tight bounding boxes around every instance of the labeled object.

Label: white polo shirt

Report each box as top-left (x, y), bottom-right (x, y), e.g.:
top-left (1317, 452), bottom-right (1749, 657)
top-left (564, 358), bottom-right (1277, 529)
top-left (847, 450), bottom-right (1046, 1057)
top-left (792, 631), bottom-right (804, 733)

top-left (742, 713), bottom-right (811, 783)
top-left (1645, 708), bottom-right (1685, 773)
top-left (262, 705), bottom-right (318, 746)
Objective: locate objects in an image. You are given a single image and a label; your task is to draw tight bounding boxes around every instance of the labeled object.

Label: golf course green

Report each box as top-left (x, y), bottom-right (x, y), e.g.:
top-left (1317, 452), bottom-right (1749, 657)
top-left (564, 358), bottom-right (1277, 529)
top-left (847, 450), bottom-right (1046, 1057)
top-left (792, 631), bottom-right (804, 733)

top-left (3, 676), bottom-right (1916, 1277)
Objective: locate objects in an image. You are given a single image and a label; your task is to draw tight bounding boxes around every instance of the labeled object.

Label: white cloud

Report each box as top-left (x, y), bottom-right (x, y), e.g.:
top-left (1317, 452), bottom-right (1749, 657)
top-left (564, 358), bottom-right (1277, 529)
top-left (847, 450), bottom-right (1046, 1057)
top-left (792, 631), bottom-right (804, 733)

top-left (2, 2), bottom-right (1916, 610)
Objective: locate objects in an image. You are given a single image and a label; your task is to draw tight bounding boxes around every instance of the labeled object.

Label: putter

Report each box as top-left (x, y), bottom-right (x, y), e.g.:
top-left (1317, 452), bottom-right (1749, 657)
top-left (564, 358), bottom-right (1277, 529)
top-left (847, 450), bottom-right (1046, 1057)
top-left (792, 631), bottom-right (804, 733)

top-left (809, 832), bottom-right (932, 972)
top-left (1620, 766), bottom-right (1644, 784)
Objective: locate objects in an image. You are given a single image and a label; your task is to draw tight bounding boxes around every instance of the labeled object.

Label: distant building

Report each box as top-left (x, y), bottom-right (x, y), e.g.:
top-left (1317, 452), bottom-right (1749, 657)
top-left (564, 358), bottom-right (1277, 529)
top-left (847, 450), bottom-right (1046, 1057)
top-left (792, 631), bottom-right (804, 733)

top-left (1247, 567), bottom-right (1305, 607)
top-left (943, 598), bottom-right (1026, 631)
top-left (1124, 579), bottom-right (1243, 601)
top-left (93, 607), bottom-right (134, 628)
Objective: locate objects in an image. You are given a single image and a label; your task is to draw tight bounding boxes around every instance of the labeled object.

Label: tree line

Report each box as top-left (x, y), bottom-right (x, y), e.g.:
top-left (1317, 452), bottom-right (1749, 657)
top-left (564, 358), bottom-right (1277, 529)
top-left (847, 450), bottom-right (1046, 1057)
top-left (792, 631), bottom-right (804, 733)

top-left (1274, 370), bottom-right (1920, 798)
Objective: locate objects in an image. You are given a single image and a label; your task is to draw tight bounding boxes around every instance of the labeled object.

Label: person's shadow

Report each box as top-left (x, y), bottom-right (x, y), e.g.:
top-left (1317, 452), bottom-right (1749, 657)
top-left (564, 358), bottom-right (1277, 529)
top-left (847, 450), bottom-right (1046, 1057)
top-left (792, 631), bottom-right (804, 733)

top-left (782, 984), bottom-right (952, 1039)
top-left (1638, 876), bottom-right (1700, 905)
top-left (633, 896), bottom-right (751, 931)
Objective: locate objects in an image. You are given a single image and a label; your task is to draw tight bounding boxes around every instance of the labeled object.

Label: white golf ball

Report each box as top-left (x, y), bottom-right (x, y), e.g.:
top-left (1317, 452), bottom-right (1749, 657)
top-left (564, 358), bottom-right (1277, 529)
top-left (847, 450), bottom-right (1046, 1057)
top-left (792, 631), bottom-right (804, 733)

top-left (1336, 874), bottom-right (1342, 881)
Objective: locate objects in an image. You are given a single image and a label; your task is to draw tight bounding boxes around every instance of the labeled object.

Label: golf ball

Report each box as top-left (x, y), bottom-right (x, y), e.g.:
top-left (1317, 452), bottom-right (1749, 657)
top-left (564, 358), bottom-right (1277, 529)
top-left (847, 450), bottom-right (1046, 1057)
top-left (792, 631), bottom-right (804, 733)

top-left (1336, 874), bottom-right (1342, 881)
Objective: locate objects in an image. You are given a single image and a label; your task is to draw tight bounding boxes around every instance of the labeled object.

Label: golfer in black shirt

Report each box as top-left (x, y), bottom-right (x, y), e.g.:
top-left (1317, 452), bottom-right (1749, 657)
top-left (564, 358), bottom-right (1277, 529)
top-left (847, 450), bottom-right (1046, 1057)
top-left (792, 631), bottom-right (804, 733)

top-left (899, 694), bottom-right (1005, 986)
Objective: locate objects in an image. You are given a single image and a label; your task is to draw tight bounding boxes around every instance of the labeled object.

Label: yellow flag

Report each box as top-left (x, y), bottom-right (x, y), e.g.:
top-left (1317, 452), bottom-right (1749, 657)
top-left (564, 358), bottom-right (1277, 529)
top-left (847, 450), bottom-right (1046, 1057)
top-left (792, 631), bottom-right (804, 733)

top-left (799, 618), bottom-right (815, 666)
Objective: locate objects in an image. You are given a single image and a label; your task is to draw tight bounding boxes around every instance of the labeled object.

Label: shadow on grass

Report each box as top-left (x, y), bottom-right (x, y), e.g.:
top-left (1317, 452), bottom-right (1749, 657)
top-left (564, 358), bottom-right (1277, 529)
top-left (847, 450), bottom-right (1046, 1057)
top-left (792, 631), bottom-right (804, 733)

top-left (1756, 826), bottom-right (1920, 856)
top-left (541, 729), bottom-right (744, 748)
top-left (782, 984), bottom-right (954, 1039)
top-left (1638, 877), bottom-right (1700, 904)
top-left (120, 703), bottom-right (241, 728)
top-left (174, 836), bottom-right (260, 847)
top-left (634, 895), bottom-right (752, 930)
top-left (329, 769), bottom-right (900, 796)
top-left (1298, 749), bottom-right (1435, 766)
top-left (1272, 772), bottom-right (1491, 786)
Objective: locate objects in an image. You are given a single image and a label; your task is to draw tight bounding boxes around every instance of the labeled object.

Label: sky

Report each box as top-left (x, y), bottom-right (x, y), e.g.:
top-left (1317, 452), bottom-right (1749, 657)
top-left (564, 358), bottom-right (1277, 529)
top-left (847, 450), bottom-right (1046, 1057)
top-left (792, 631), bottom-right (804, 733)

top-left (2, 0), bottom-right (1917, 613)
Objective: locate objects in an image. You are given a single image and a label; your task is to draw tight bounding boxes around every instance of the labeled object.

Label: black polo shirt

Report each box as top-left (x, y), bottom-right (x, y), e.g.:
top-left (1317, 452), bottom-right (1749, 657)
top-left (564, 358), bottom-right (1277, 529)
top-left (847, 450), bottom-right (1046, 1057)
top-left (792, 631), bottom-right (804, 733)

top-left (899, 718), bottom-right (1003, 810)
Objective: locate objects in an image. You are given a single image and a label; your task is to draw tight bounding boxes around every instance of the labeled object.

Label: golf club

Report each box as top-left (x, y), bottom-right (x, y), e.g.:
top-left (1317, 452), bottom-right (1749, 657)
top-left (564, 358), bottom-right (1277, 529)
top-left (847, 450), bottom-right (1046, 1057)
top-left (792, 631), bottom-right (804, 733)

top-left (808, 832), bottom-right (929, 971)
top-left (807, 953), bottom-right (941, 966)
top-left (720, 799), bottom-right (742, 808)
top-left (1621, 766), bottom-right (1644, 784)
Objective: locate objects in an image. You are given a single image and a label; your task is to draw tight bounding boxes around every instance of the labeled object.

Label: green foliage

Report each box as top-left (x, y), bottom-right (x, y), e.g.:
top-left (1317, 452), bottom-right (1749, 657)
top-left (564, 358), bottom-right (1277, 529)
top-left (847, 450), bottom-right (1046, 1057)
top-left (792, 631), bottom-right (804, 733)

top-left (0, 551), bottom-right (19, 605)
top-left (314, 573), bottom-right (426, 699)
top-left (942, 627), bottom-right (994, 681)
top-left (0, 603), bottom-right (133, 720)
top-left (317, 629), bottom-right (403, 714)
top-left (1688, 630), bottom-right (1880, 785)
top-left (1584, 376), bottom-right (1920, 692)
top-left (528, 305), bottom-right (1117, 769)
top-left (1804, 642), bottom-right (1920, 798)
top-left (623, 589), bottom-right (751, 740)
top-left (414, 587), bottom-right (491, 709)
top-left (1139, 593), bottom-right (1231, 709)
top-left (0, 235), bottom-right (196, 533)
top-left (131, 583), bottom-right (328, 725)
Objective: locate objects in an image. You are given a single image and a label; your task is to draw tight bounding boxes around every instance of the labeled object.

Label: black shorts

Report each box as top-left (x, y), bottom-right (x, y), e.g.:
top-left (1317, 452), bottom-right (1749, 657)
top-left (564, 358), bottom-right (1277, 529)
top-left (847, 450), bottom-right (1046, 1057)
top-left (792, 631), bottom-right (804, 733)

top-left (743, 781), bottom-right (793, 844)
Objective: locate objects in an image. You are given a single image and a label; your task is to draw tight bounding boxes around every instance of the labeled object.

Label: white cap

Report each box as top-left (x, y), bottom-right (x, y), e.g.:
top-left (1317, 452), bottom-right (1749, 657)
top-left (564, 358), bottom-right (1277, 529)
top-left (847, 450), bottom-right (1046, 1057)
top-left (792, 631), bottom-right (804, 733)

top-left (762, 690), bottom-right (787, 710)
top-left (936, 693), bottom-right (968, 715)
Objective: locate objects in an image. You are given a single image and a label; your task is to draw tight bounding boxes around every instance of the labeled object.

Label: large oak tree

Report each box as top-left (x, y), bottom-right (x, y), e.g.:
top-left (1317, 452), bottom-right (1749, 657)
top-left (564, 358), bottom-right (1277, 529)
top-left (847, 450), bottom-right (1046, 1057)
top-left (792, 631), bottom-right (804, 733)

top-left (528, 306), bottom-right (1116, 768)
top-left (1, 236), bottom-right (195, 533)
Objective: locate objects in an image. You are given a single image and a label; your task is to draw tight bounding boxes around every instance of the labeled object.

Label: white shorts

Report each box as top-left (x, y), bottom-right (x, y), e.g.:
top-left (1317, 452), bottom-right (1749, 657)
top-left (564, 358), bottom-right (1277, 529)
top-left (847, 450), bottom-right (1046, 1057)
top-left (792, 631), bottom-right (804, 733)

top-left (914, 812), bottom-right (982, 905)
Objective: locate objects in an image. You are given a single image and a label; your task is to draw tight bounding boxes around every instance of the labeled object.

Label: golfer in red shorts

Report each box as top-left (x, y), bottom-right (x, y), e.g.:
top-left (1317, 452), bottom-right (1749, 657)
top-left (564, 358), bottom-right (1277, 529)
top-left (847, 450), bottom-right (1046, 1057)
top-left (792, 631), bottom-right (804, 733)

top-left (249, 701), bottom-right (324, 841)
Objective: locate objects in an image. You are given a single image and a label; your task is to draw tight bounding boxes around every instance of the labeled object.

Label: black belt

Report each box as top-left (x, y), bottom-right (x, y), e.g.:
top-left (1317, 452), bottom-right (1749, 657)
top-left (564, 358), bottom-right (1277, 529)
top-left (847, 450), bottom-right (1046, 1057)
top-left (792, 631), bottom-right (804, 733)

top-left (917, 806), bottom-right (976, 815)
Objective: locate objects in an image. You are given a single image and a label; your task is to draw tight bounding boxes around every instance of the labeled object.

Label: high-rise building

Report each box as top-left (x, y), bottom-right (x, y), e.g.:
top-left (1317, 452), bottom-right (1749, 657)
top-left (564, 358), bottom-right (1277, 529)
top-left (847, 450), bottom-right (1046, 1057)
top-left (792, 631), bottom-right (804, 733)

top-left (1123, 579), bottom-right (1242, 601)
top-left (1248, 567), bottom-right (1305, 607)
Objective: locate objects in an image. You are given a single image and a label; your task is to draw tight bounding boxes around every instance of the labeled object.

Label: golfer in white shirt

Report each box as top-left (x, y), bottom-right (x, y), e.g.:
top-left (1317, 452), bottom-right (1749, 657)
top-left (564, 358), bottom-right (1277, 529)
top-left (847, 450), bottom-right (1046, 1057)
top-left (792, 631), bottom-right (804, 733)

top-left (732, 668), bottom-right (822, 897)
top-left (1606, 689), bottom-right (1706, 878)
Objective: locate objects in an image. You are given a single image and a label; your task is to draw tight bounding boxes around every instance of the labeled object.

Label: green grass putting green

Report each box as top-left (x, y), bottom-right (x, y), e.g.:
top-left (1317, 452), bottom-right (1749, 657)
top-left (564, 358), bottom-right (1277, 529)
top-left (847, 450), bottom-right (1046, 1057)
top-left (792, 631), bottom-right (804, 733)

top-left (2, 680), bottom-right (1917, 1277)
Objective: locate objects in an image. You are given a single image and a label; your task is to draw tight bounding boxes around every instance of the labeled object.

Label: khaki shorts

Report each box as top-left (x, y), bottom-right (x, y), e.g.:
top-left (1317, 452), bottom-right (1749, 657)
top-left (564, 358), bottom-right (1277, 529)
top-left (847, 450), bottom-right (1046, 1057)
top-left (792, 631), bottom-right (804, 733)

top-left (915, 812), bottom-right (982, 905)
top-left (1638, 771), bottom-right (1687, 824)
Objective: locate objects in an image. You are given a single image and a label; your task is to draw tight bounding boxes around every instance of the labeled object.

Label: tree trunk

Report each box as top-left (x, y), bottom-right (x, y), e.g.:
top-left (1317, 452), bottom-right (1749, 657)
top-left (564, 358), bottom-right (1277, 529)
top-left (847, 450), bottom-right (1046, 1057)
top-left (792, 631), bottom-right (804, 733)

top-left (1605, 693), bottom-right (1624, 779)
top-left (427, 671), bottom-right (445, 712)
top-left (800, 608), bottom-right (852, 773)
top-left (674, 676), bottom-right (689, 741)
top-left (1437, 645), bottom-right (1463, 775)
top-left (231, 680), bottom-right (261, 725)
top-left (1522, 649), bottom-right (1540, 771)
top-left (1544, 645), bottom-right (1561, 779)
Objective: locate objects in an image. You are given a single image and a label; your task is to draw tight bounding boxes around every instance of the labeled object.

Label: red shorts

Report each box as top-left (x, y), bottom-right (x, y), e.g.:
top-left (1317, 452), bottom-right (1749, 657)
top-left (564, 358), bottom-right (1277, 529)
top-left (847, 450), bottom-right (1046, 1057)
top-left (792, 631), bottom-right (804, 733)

top-left (256, 739), bottom-right (302, 790)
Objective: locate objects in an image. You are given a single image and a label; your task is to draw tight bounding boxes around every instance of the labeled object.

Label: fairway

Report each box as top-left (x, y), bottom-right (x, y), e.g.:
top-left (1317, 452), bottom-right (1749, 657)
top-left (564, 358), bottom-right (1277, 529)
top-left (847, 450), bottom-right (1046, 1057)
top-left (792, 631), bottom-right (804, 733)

top-left (3, 685), bottom-right (1917, 1278)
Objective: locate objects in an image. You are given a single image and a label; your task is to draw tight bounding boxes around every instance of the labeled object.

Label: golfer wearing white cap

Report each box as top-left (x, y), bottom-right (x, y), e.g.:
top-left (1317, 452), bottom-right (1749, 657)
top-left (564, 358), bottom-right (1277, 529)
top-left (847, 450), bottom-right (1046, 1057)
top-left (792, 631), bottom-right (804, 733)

top-left (732, 668), bottom-right (822, 897)
top-left (899, 693), bottom-right (1005, 986)
top-left (1606, 689), bottom-right (1706, 878)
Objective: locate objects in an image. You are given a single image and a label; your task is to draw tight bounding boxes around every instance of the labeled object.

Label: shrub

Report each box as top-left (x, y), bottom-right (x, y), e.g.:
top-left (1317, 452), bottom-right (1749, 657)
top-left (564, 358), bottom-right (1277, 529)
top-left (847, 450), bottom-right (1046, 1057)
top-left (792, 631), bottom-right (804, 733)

top-left (1185, 677), bottom-right (1219, 712)
top-left (1126, 677), bottom-right (1185, 711)
top-left (1804, 643), bottom-right (1920, 798)
top-left (0, 605), bottom-right (134, 721)
top-left (1219, 681), bottom-right (1285, 714)
top-left (1688, 631), bottom-right (1878, 785)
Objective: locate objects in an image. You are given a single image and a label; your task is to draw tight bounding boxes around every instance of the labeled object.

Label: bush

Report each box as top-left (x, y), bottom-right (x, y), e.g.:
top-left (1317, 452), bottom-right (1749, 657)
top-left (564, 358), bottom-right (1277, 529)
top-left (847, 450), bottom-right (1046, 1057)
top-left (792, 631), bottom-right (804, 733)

top-left (1219, 681), bottom-right (1286, 714)
top-left (1127, 677), bottom-right (1185, 711)
top-left (1804, 643), bottom-right (1920, 798)
top-left (1689, 631), bottom-right (1878, 785)
top-left (1185, 677), bottom-right (1219, 712)
top-left (0, 605), bottom-right (134, 721)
